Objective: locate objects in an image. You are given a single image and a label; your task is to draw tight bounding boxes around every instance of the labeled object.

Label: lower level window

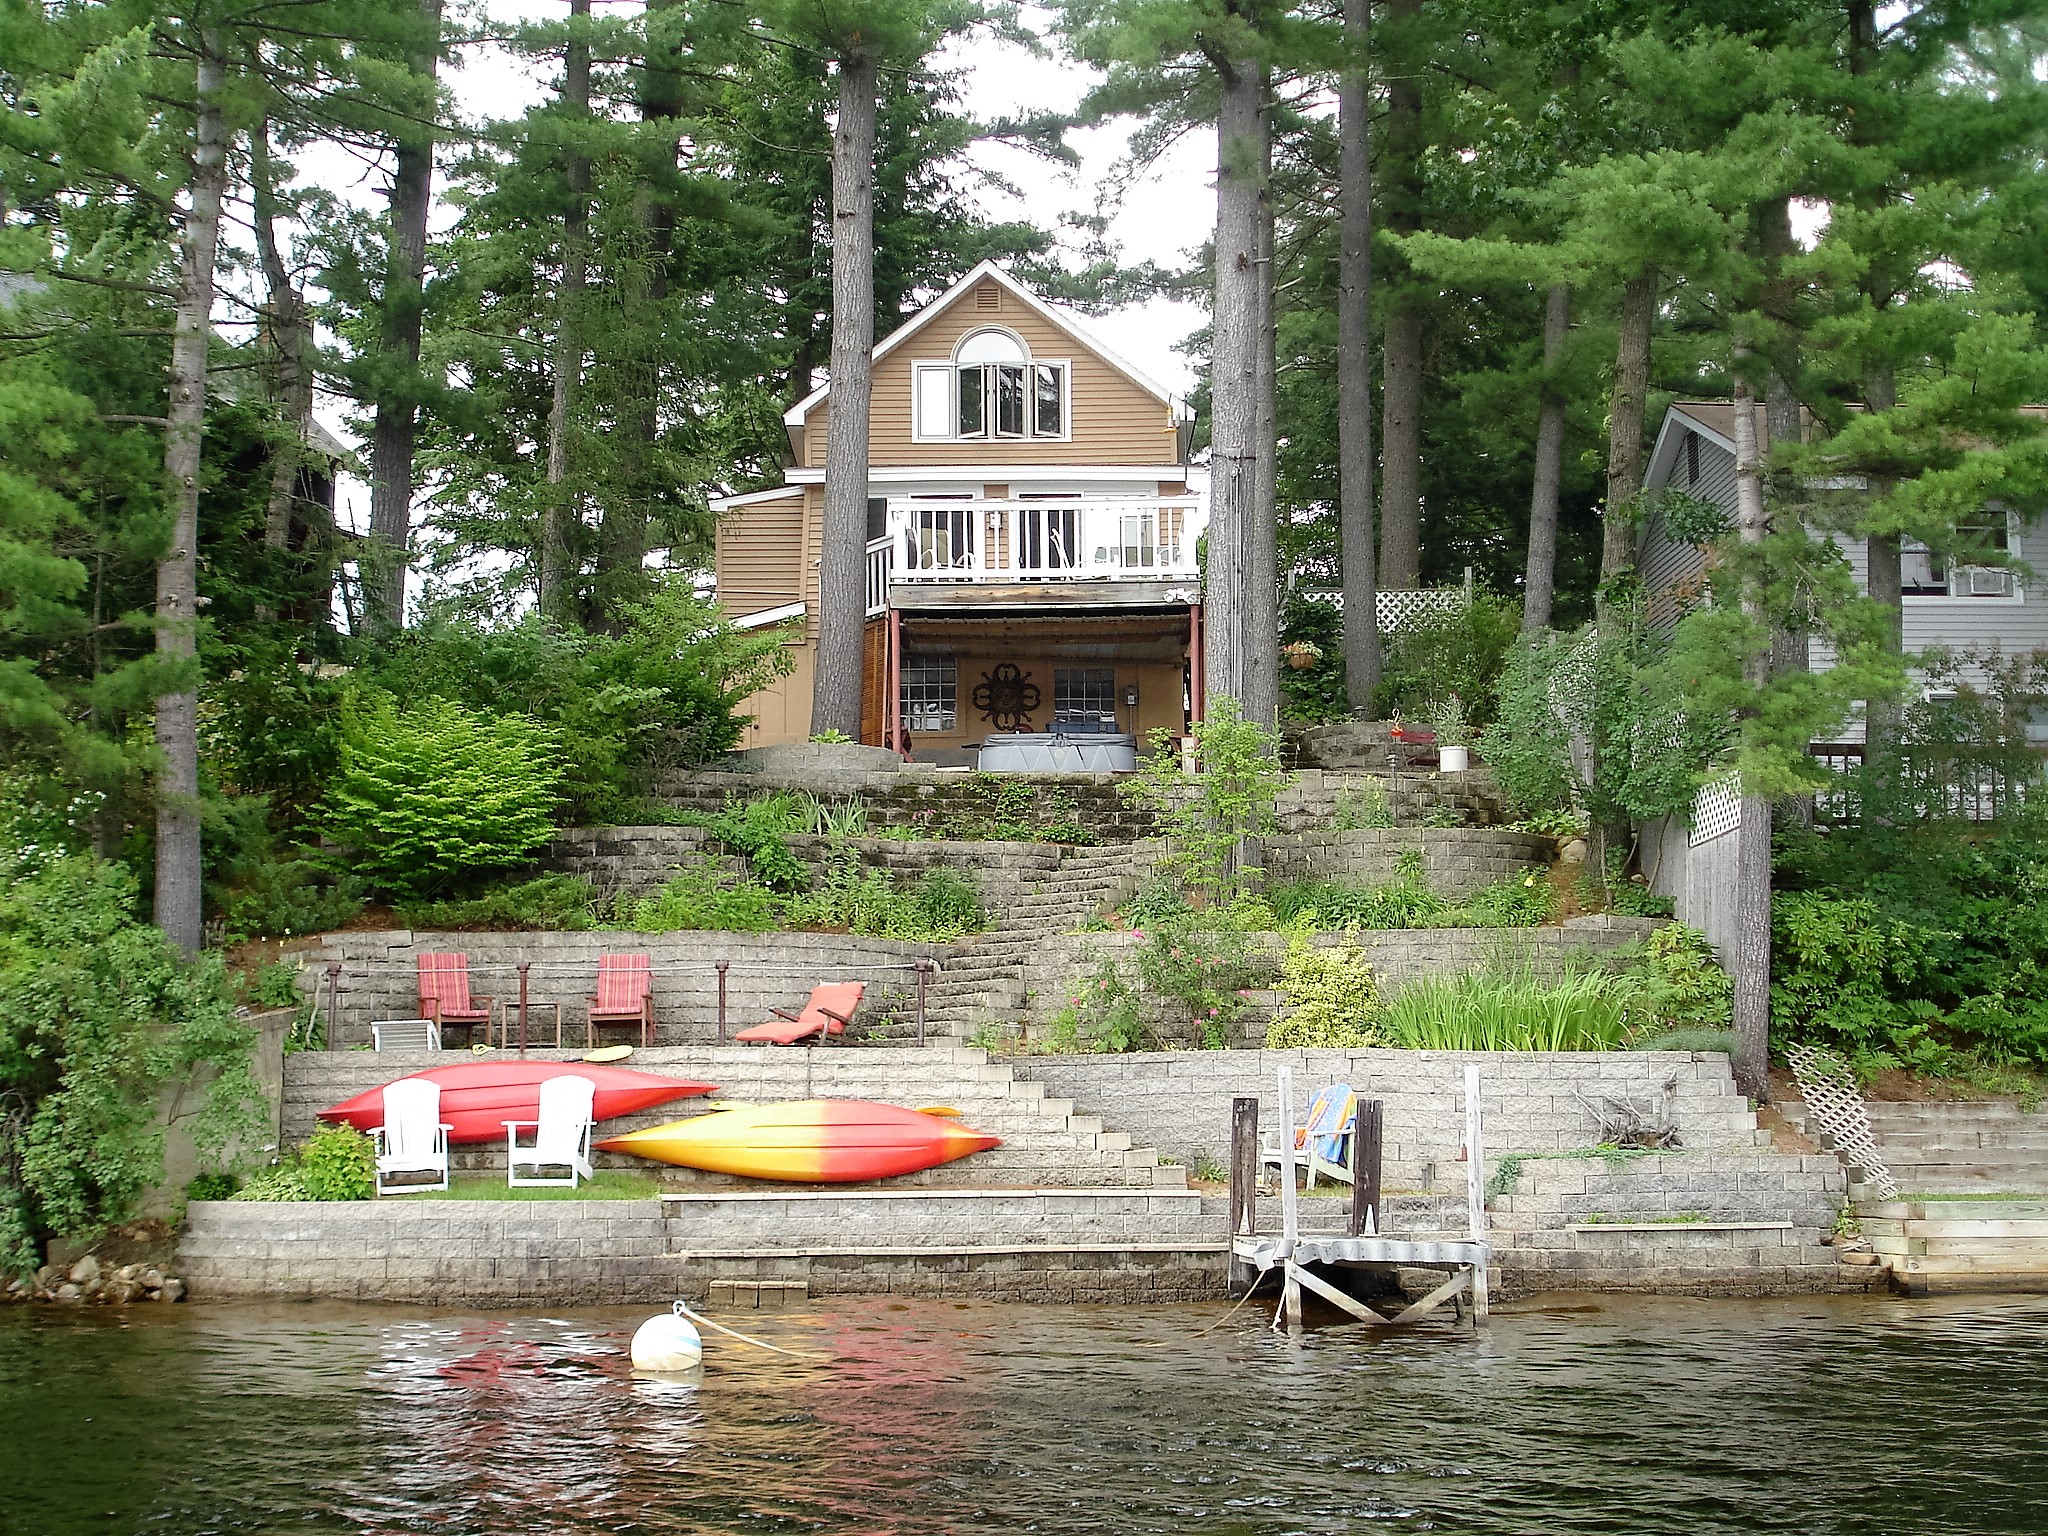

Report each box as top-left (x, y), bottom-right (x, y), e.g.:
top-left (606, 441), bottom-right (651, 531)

top-left (901, 658), bottom-right (957, 732)
top-left (1054, 667), bottom-right (1117, 724)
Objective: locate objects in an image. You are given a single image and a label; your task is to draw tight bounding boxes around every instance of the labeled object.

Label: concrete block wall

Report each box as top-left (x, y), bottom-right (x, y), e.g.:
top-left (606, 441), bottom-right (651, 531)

top-left (1012, 1047), bottom-right (1757, 1188)
top-left (175, 1196), bottom-right (1228, 1305)
top-left (290, 930), bottom-right (947, 1048)
top-left (1263, 827), bottom-right (1549, 896)
top-left (651, 769), bottom-right (1159, 841)
top-left (1277, 769), bottom-right (1514, 830)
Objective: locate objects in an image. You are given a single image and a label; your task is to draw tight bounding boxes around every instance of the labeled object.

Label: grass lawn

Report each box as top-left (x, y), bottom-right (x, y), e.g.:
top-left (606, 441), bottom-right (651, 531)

top-left (402, 1170), bottom-right (667, 1201)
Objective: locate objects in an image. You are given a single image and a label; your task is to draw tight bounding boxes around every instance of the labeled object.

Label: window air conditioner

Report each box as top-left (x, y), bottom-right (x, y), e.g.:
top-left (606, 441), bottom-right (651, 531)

top-left (1965, 566), bottom-right (2011, 597)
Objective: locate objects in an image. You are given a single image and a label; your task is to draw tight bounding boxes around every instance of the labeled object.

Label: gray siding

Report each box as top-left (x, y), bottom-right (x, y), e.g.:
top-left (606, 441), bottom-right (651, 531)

top-left (1639, 433), bottom-right (1734, 629)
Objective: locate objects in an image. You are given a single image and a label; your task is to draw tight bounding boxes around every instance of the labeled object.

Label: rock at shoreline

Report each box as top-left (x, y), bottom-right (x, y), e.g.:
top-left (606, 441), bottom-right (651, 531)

top-left (66, 1255), bottom-right (100, 1287)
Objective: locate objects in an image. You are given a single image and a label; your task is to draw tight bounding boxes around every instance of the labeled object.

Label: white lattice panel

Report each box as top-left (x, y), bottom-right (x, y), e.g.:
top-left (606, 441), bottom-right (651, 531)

top-left (1689, 781), bottom-right (1742, 847)
top-left (1787, 1044), bottom-right (1897, 1201)
top-left (1294, 587), bottom-right (1470, 634)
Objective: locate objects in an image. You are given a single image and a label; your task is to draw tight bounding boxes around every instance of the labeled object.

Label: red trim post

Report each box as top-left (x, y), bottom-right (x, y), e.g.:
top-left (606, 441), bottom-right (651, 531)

top-left (888, 607), bottom-right (906, 758)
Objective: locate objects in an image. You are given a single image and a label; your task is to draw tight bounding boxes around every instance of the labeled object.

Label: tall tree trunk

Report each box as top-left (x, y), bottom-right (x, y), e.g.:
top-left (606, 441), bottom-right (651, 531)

top-left (1376, 0), bottom-right (1424, 590)
top-left (1242, 70), bottom-right (1279, 733)
top-left (1523, 281), bottom-right (1571, 634)
top-left (1336, 0), bottom-right (1381, 713)
top-left (1204, 46), bottom-right (1261, 716)
top-left (1730, 364), bottom-right (1772, 1102)
top-left (809, 47), bottom-right (878, 740)
top-left (364, 0), bottom-right (444, 631)
top-left (1863, 365), bottom-right (1903, 773)
top-left (598, 0), bottom-right (684, 621)
top-left (252, 118), bottom-right (313, 628)
top-left (1599, 265), bottom-right (1656, 611)
top-left (540, 0), bottom-right (592, 623)
top-left (156, 37), bottom-right (229, 957)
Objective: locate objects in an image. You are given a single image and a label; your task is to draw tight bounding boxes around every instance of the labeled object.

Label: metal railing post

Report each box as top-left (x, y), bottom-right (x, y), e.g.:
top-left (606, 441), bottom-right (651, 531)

top-left (517, 962), bottom-right (530, 1056)
top-left (915, 960), bottom-right (929, 1046)
top-left (324, 963), bottom-right (342, 1051)
top-left (715, 961), bottom-right (729, 1044)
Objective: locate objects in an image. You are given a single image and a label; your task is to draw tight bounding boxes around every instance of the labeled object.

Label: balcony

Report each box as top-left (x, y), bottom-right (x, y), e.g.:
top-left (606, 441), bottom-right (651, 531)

top-left (884, 496), bottom-right (1203, 585)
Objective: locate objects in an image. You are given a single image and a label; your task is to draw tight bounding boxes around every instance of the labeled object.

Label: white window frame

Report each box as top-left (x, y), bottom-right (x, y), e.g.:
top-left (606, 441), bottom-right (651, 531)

top-left (1901, 508), bottom-right (2025, 605)
top-left (910, 329), bottom-right (1072, 444)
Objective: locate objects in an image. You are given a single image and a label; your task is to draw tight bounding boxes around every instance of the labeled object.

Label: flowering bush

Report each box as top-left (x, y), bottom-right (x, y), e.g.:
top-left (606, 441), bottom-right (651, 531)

top-left (1134, 920), bottom-right (1273, 1049)
top-left (1044, 955), bottom-right (1146, 1053)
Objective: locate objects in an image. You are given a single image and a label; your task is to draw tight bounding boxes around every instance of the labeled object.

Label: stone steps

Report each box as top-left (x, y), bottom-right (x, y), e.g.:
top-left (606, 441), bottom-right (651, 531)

top-left (1785, 1097), bottom-right (2048, 1197)
top-left (280, 1044), bottom-right (1186, 1194)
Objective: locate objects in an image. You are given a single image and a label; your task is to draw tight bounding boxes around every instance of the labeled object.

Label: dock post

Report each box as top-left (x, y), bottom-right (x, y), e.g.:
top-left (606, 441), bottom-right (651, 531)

top-left (1277, 1065), bottom-right (1302, 1333)
top-left (1348, 1099), bottom-right (1384, 1237)
top-left (1228, 1097), bottom-right (1259, 1293)
top-left (1464, 1064), bottom-right (1490, 1325)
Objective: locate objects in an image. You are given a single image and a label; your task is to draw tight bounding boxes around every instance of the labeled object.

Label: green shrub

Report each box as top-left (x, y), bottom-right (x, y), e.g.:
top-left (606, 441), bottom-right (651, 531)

top-left (398, 874), bottom-right (598, 931)
top-left (1330, 780), bottom-right (1393, 831)
top-left (613, 863), bottom-right (781, 933)
top-left (185, 1171), bottom-right (240, 1201)
top-left (684, 792), bottom-right (811, 891)
top-left (1046, 955), bottom-right (1147, 1053)
top-left (1448, 874), bottom-right (1556, 928)
top-left (0, 856), bottom-right (263, 1273)
top-left (232, 1164), bottom-right (312, 1202)
top-left (1629, 1027), bottom-right (1739, 1055)
top-left (1268, 936), bottom-right (1383, 1048)
top-left (1133, 921), bottom-right (1269, 1047)
top-left (1626, 924), bottom-right (1731, 1037)
top-left (249, 961), bottom-right (303, 1010)
top-left (296, 1124), bottom-right (376, 1201)
top-left (1382, 967), bottom-right (1635, 1052)
top-left (222, 857), bottom-right (367, 942)
top-left (319, 695), bottom-right (564, 897)
top-left (1374, 592), bottom-right (1519, 728)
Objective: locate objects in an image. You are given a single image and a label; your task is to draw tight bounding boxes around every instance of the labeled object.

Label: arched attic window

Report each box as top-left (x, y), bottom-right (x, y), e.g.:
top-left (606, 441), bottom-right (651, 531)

top-left (913, 326), bottom-right (1068, 441)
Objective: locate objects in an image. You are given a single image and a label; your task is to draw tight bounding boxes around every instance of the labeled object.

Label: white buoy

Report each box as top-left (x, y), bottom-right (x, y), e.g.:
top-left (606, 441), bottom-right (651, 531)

top-left (631, 1301), bottom-right (703, 1371)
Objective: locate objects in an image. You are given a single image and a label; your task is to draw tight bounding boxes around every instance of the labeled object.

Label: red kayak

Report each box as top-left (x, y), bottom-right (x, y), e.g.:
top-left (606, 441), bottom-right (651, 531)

top-left (319, 1062), bottom-right (715, 1145)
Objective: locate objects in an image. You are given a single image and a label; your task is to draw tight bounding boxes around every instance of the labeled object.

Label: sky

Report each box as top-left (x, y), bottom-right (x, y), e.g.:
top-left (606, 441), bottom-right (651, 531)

top-left (325, 2), bottom-right (1215, 545)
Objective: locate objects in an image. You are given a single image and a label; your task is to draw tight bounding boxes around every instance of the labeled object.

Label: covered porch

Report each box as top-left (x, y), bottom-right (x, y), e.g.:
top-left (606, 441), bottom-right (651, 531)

top-left (866, 597), bottom-right (1203, 767)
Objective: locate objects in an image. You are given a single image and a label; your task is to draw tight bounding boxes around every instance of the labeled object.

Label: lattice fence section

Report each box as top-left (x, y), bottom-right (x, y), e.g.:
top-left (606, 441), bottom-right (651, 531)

top-left (1295, 586), bottom-right (1471, 634)
top-left (1689, 781), bottom-right (1742, 848)
top-left (1787, 1043), bottom-right (1898, 1201)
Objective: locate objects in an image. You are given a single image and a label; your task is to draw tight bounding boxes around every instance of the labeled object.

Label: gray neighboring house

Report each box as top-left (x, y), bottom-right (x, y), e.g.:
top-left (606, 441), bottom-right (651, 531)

top-left (1634, 399), bottom-right (2048, 959)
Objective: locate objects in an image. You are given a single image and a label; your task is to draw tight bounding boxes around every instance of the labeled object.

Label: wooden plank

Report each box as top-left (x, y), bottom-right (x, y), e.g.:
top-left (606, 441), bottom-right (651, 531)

top-left (1228, 1096), bottom-right (1259, 1295)
top-left (1464, 1064), bottom-right (1487, 1241)
top-left (1391, 1270), bottom-right (1471, 1327)
top-left (1285, 1260), bottom-right (1384, 1325)
top-left (1349, 1098), bottom-right (1383, 1238)
top-left (1895, 1253), bottom-right (2048, 1275)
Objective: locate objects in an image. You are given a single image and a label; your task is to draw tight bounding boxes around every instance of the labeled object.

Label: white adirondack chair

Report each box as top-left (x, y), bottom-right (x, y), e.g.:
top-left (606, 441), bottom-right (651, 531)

top-left (375, 1078), bottom-right (452, 1195)
top-left (505, 1074), bottom-right (596, 1189)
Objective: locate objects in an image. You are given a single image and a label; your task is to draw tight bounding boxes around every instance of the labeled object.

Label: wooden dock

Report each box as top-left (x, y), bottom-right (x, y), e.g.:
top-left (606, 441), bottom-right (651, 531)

top-left (1230, 1064), bottom-right (1492, 1330)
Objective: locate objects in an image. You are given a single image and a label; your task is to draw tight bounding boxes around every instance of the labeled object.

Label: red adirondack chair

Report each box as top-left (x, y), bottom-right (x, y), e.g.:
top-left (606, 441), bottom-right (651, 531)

top-left (585, 953), bottom-right (655, 1048)
top-left (735, 981), bottom-right (865, 1045)
top-left (417, 953), bottom-right (499, 1048)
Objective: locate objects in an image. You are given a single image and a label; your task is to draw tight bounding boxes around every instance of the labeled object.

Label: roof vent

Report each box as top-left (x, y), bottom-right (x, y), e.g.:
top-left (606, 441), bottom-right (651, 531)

top-left (975, 281), bottom-right (999, 310)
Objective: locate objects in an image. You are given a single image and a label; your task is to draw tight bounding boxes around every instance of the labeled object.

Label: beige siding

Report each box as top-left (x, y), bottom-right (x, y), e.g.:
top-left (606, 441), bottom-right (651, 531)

top-left (803, 280), bottom-right (1181, 470)
top-left (737, 640), bottom-right (814, 749)
top-left (714, 493), bottom-right (805, 617)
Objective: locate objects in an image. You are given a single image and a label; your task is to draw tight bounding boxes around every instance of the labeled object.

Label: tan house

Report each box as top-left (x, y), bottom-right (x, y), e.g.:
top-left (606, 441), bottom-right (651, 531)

top-left (713, 262), bottom-right (1206, 763)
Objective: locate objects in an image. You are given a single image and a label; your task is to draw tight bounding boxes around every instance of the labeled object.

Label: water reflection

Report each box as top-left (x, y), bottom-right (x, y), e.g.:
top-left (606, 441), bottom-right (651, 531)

top-left (4, 1292), bottom-right (2047, 1535)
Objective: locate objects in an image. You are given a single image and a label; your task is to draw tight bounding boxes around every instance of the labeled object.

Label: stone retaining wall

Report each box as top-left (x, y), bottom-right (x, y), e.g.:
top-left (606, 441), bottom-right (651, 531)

top-left (653, 769), bottom-right (1158, 841)
top-left (290, 931), bottom-right (951, 1048)
top-left (175, 1195), bottom-right (1227, 1305)
top-left (1014, 1045), bottom-right (1755, 1188)
top-left (1263, 827), bottom-right (1549, 895)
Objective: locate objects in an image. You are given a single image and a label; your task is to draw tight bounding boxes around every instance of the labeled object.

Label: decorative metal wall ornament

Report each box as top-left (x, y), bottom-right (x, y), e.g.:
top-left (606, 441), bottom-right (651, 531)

top-left (972, 663), bottom-right (1040, 730)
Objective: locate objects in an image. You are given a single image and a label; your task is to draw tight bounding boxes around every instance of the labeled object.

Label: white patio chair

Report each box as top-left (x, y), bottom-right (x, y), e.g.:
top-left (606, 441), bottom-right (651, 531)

top-left (505, 1074), bottom-right (596, 1189)
top-left (1259, 1082), bottom-right (1359, 1192)
top-left (371, 1018), bottom-right (441, 1052)
top-left (374, 1078), bottom-right (452, 1195)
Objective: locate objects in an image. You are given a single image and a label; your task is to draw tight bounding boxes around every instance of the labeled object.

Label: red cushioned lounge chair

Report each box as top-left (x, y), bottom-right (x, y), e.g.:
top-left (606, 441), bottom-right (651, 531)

top-left (417, 953), bottom-right (499, 1048)
top-left (585, 952), bottom-right (656, 1048)
top-left (734, 981), bottom-right (864, 1045)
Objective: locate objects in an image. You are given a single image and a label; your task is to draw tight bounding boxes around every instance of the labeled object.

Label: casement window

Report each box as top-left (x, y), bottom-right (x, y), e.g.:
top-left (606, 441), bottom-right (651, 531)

top-left (912, 328), bottom-right (1069, 442)
top-left (900, 658), bottom-right (958, 733)
top-left (1901, 510), bottom-right (2023, 599)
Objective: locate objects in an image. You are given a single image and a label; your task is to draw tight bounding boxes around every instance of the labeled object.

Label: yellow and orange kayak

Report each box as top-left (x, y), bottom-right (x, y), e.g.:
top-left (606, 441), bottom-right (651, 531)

top-left (596, 1099), bottom-right (1000, 1183)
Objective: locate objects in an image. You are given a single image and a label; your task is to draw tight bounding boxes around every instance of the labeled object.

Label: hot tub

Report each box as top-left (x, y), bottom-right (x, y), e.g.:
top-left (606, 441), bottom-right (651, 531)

top-left (974, 732), bottom-right (1139, 773)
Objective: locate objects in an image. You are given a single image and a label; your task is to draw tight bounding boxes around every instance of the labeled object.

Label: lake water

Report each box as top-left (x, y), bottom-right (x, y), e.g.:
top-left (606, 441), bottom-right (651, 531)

top-left (5, 1291), bottom-right (2045, 1535)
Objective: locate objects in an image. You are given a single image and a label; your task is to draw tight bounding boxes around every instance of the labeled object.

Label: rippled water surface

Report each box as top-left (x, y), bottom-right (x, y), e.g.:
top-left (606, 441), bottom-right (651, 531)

top-left (5, 1291), bottom-right (2046, 1535)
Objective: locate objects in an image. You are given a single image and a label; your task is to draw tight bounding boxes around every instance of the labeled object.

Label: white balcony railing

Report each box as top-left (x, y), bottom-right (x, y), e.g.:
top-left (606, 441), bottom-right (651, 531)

top-left (865, 536), bottom-right (892, 617)
top-left (884, 497), bottom-right (1205, 585)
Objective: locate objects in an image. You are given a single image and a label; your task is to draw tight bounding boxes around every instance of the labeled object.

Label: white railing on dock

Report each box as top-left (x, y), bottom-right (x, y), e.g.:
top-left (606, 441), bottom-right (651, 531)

top-left (885, 497), bottom-right (1205, 584)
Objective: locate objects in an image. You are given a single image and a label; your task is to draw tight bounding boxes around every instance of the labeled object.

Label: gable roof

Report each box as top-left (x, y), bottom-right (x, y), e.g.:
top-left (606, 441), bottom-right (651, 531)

top-left (782, 260), bottom-right (1193, 429)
